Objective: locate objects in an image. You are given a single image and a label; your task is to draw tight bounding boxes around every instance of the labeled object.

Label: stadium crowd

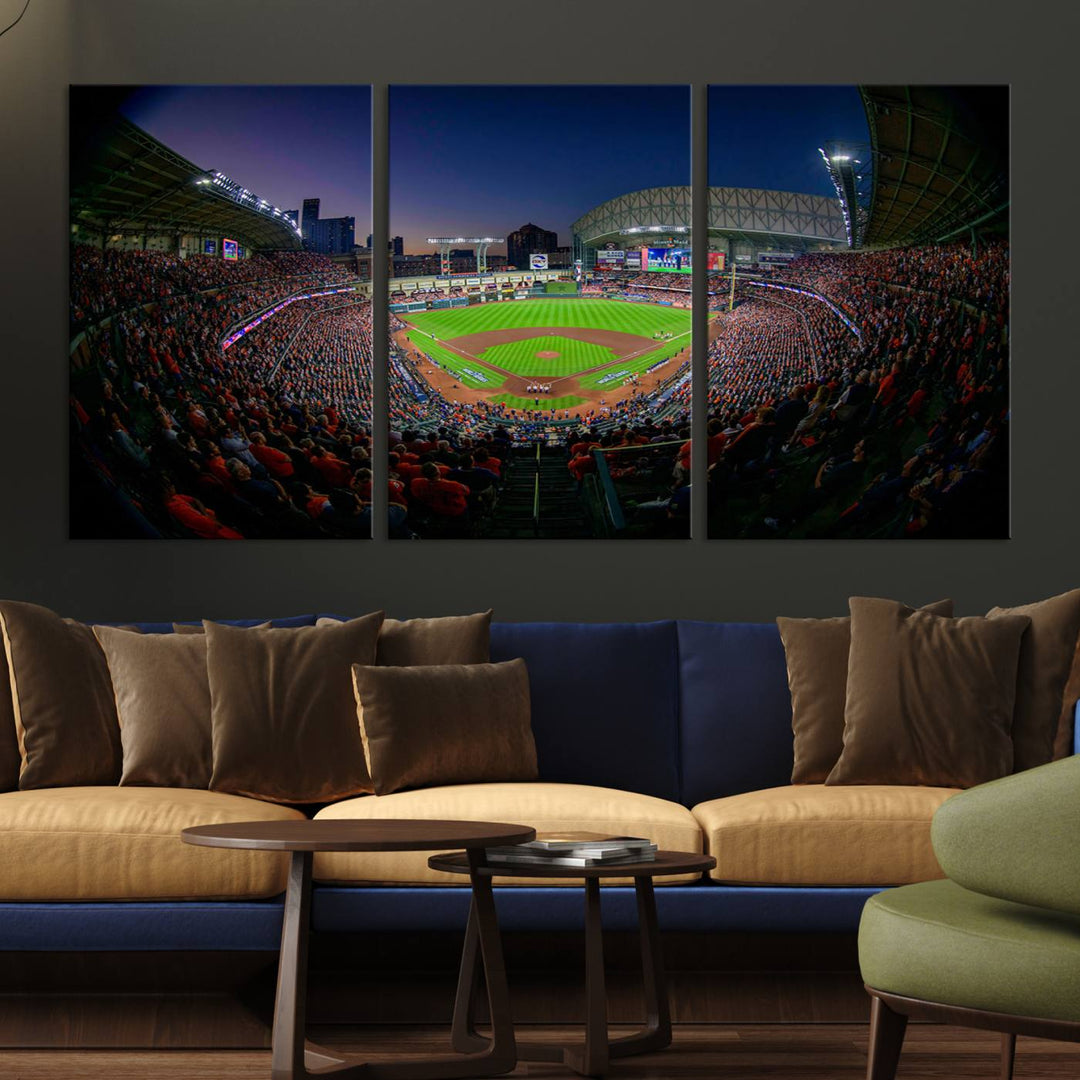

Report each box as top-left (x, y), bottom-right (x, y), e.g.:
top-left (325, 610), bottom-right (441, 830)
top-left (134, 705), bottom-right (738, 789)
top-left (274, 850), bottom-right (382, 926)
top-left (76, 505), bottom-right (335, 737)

top-left (70, 248), bottom-right (352, 332)
top-left (706, 238), bottom-right (1009, 538)
top-left (70, 244), bottom-right (377, 539)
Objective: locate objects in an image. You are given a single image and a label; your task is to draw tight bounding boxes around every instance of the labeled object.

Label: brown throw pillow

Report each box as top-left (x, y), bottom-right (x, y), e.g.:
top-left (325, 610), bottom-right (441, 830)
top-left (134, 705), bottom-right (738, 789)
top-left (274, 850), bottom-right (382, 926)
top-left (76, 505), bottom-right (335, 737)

top-left (352, 659), bottom-right (536, 796)
top-left (778, 599), bottom-right (954, 784)
top-left (317, 611), bottom-right (492, 666)
top-left (172, 621), bottom-right (270, 634)
top-left (827, 598), bottom-right (1030, 788)
top-left (207, 613), bottom-right (384, 803)
top-left (0, 600), bottom-right (121, 788)
top-left (987, 589), bottom-right (1080, 772)
top-left (0, 646), bottom-right (19, 792)
top-left (93, 626), bottom-right (213, 788)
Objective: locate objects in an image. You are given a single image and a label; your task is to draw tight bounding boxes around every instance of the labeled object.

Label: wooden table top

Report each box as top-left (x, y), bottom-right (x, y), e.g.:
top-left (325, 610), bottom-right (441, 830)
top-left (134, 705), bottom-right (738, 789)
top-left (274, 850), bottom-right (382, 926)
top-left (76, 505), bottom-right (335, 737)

top-left (181, 819), bottom-right (536, 852)
top-left (428, 849), bottom-right (716, 879)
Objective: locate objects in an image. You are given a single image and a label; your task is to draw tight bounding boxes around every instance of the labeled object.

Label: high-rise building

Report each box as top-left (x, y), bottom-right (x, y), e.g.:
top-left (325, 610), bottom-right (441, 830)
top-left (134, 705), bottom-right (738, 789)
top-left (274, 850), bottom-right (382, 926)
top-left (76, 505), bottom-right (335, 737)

top-left (310, 216), bottom-right (356, 256)
top-left (301, 199), bottom-right (321, 244)
top-left (368, 234), bottom-right (404, 255)
top-left (301, 198), bottom-right (356, 255)
top-left (506, 222), bottom-right (558, 269)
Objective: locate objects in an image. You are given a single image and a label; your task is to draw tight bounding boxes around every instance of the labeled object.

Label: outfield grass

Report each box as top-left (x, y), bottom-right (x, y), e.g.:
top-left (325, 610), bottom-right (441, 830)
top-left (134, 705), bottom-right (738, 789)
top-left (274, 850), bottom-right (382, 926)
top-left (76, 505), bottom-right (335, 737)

top-left (478, 336), bottom-right (615, 377)
top-left (405, 334), bottom-right (506, 389)
top-left (577, 339), bottom-right (689, 389)
top-left (404, 298), bottom-right (690, 340)
top-left (491, 393), bottom-right (587, 412)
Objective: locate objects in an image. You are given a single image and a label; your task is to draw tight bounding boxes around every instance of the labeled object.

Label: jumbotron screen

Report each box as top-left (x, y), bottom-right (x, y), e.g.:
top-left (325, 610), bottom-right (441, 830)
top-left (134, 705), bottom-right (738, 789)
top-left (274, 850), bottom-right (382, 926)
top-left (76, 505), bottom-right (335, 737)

top-left (646, 247), bottom-right (690, 273)
top-left (641, 249), bottom-right (726, 273)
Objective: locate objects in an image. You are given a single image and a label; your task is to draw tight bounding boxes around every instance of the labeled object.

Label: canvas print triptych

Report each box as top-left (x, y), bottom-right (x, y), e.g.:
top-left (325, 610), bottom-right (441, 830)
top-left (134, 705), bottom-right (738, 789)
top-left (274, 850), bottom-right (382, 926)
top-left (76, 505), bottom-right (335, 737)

top-left (69, 84), bottom-right (1008, 541)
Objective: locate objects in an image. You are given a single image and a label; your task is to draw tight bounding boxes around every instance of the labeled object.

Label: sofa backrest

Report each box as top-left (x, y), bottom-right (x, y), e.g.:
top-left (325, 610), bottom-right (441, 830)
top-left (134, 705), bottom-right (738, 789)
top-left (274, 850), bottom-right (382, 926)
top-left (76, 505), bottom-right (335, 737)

top-left (113, 614), bottom-right (798, 808)
top-left (490, 620), bottom-right (681, 802)
top-left (676, 621), bottom-right (794, 807)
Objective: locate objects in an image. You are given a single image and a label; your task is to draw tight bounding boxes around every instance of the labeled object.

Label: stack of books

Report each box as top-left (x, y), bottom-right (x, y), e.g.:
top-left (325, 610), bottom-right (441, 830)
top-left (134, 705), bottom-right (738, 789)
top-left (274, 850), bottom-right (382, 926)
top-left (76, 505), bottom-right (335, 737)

top-left (484, 832), bottom-right (657, 868)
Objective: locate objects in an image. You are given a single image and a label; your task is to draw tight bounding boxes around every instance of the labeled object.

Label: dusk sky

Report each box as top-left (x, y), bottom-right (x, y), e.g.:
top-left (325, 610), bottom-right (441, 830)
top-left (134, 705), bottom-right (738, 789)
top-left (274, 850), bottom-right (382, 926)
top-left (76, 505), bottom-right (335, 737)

top-left (118, 86), bottom-right (372, 231)
top-left (391, 86), bottom-right (690, 254)
top-left (708, 85), bottom-right (869, 195)
top-left (109, 85), bottom-right (866, 256)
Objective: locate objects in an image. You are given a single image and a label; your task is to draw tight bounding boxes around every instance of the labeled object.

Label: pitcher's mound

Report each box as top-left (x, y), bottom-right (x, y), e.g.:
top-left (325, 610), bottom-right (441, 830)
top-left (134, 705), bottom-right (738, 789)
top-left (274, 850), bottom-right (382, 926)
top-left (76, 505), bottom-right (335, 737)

top-left (536, 350), bottom-right (560, 359)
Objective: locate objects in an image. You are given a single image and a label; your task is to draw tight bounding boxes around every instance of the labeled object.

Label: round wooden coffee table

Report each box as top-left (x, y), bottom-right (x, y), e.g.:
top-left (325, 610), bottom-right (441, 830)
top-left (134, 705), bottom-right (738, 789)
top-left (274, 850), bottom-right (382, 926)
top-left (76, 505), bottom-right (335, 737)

top-left (429, 849), bottom-right (715, 1078)
top-left (183, 819), bottom-right (535, 1080)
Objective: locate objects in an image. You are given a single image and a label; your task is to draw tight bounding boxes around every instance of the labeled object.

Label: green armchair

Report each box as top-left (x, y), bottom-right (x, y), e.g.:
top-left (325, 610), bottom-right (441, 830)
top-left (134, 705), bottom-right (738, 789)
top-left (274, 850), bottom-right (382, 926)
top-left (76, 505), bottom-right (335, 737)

top-left (858, 755), bottom-right (1080, 1080)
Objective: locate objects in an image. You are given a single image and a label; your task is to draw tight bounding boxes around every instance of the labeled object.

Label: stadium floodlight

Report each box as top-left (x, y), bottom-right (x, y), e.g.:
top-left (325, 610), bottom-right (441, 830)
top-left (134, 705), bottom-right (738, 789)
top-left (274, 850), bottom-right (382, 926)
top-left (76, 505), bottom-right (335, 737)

top-left (426, 237), bottom-right (504, 244)
top-left (618, 225), bottom-right (688, 236)
top-left (820, 142), bottom-right (872, 248)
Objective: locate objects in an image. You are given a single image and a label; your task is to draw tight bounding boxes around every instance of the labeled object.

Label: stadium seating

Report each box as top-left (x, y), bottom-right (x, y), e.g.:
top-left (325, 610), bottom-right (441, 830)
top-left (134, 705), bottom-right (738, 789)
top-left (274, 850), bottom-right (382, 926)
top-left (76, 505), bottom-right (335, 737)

top-left (707, 238), bottom-right (1009, 538)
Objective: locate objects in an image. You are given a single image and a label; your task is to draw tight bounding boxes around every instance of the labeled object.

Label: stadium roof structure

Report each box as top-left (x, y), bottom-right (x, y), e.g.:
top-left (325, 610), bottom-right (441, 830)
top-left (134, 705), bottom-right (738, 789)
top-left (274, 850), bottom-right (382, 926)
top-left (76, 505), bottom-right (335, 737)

top-left (571, 186), bottom-right (847, 254)
top-left (859, 86), bottom-right (1009, 248)
top-left (70, 112), bottom-right (303, 253)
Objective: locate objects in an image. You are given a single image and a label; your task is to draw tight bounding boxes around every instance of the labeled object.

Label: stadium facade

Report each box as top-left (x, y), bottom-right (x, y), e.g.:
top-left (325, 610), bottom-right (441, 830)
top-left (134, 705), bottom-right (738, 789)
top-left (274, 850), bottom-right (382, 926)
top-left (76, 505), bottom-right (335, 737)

top-left (571, 185), bottom-right (847, 269)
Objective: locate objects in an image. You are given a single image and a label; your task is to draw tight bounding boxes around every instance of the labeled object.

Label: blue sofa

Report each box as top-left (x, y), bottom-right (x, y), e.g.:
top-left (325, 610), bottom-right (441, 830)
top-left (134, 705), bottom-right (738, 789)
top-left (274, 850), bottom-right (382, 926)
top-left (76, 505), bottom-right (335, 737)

top-left (4, 616), bottom-right (1069, 954)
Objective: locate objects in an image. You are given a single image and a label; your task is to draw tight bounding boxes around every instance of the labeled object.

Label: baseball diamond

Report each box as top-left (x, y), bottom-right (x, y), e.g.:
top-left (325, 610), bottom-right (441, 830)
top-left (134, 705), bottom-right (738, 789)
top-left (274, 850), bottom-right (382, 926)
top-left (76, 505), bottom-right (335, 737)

top-left (397, 299), bottom-right (691, 416)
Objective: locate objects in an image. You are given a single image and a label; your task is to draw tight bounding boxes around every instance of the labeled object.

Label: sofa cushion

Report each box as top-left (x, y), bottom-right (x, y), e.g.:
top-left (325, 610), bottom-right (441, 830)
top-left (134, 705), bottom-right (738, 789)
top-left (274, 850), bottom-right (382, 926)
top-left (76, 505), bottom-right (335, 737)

top-left (0, 600), bottom-right (122, 788)
top-left (860, 879), bottom-right (1080, 1022)
top-left (92, 625), bottom-right (213, 788)
top-left (692, 784), bottom-right (958, 886)
top-left (988, 589), bottom-right (1080, 772)
top-left (828, 599), bottom-right (1027, 788)
top-left (490, 621), bottom-right (679, 801)
top-left (0, 646), bottom-right (18, 793)
top-left (312, 782), bottom-right (702, 886)
top-left (0, 787), bottom-right (305, 901)
top-left (318, 612), bottom-right (493, 666)
top-left (206, 615), bottom-right (384, 804)
top-left (352, 660), bottom-right (536, 795)
top-left (777, 600), bottom-right (953, 784)
top-left (677, 621), bottom-right (794, 806)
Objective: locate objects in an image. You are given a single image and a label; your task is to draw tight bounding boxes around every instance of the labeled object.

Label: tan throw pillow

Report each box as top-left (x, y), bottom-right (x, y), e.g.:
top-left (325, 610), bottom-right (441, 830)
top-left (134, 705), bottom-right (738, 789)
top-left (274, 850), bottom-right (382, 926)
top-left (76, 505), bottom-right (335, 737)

top-left (987, 590), bottom-right (1080, 772)
top-left (317, 611), bottom-right (492, 666)
top-left (778, 599), bottom-right (954, 784)
top-left (92, 626), bottom-right (213, 788)
top-left (352, 659), bottom-right (536, 796)
top-left (0, 646), bottom-right (19, 792)
top-left (827, 597), bottom-right (1030, 788)
top-left (207, 613), bottom-right (384, 804)
top-left (0, 601), bottom-right (121, 788)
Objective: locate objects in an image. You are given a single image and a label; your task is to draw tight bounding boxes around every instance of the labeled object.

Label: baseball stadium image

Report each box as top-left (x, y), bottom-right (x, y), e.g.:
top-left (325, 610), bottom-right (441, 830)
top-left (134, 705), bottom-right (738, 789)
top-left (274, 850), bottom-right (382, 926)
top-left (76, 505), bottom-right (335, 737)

top-left (387, 85), bottom-right (693, 540)
top-left (69, 86), bottom-right (375, 540)
top-left (705, 86), bottom-right (1009, 539)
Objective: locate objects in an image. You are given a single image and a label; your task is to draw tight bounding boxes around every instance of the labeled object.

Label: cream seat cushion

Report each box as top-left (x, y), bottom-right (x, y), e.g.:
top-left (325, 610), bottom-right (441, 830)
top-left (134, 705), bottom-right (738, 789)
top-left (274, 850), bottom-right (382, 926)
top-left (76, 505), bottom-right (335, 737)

top-left (693, 785), bottom-right (959, 886)
top-left (0, 787), bottom-right (306, 900)
top-left (314, 782), bottom-right (703, 886)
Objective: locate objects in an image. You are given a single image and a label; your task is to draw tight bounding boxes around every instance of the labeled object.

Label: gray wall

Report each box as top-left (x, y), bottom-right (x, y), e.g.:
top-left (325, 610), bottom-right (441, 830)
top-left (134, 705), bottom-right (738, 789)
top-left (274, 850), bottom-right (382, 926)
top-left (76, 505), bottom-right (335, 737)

top-left (0, 0), bottom-right (1071, 623)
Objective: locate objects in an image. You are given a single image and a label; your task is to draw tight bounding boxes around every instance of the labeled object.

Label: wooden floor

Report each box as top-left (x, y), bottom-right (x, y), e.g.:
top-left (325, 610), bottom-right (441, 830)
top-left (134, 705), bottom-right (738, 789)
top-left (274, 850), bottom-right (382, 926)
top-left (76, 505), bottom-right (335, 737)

top-left (2, 1024), bottom-right (1080, 1079)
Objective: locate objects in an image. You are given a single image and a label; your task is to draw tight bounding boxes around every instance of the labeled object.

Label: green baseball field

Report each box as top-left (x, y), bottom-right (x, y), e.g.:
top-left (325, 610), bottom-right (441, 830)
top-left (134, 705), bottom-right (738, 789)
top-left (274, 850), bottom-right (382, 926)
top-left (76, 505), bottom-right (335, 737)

top-left (397, 298), bottom-right (692, 410)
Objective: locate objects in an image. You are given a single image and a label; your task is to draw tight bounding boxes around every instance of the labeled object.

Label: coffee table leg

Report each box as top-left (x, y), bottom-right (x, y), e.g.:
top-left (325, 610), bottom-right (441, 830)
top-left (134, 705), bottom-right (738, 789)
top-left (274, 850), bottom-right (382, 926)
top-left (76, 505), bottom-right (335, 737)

top-left (272, 850), bottom-right (315, 1080)
top-left (609, 875), bottom-right (671, 1058)
top-left (449, 898), bottom-right (487, 1054)
top-left (272, 849), bottom-right (515, 1080)
top-left (563, 877), bottom-right (609, 1077)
